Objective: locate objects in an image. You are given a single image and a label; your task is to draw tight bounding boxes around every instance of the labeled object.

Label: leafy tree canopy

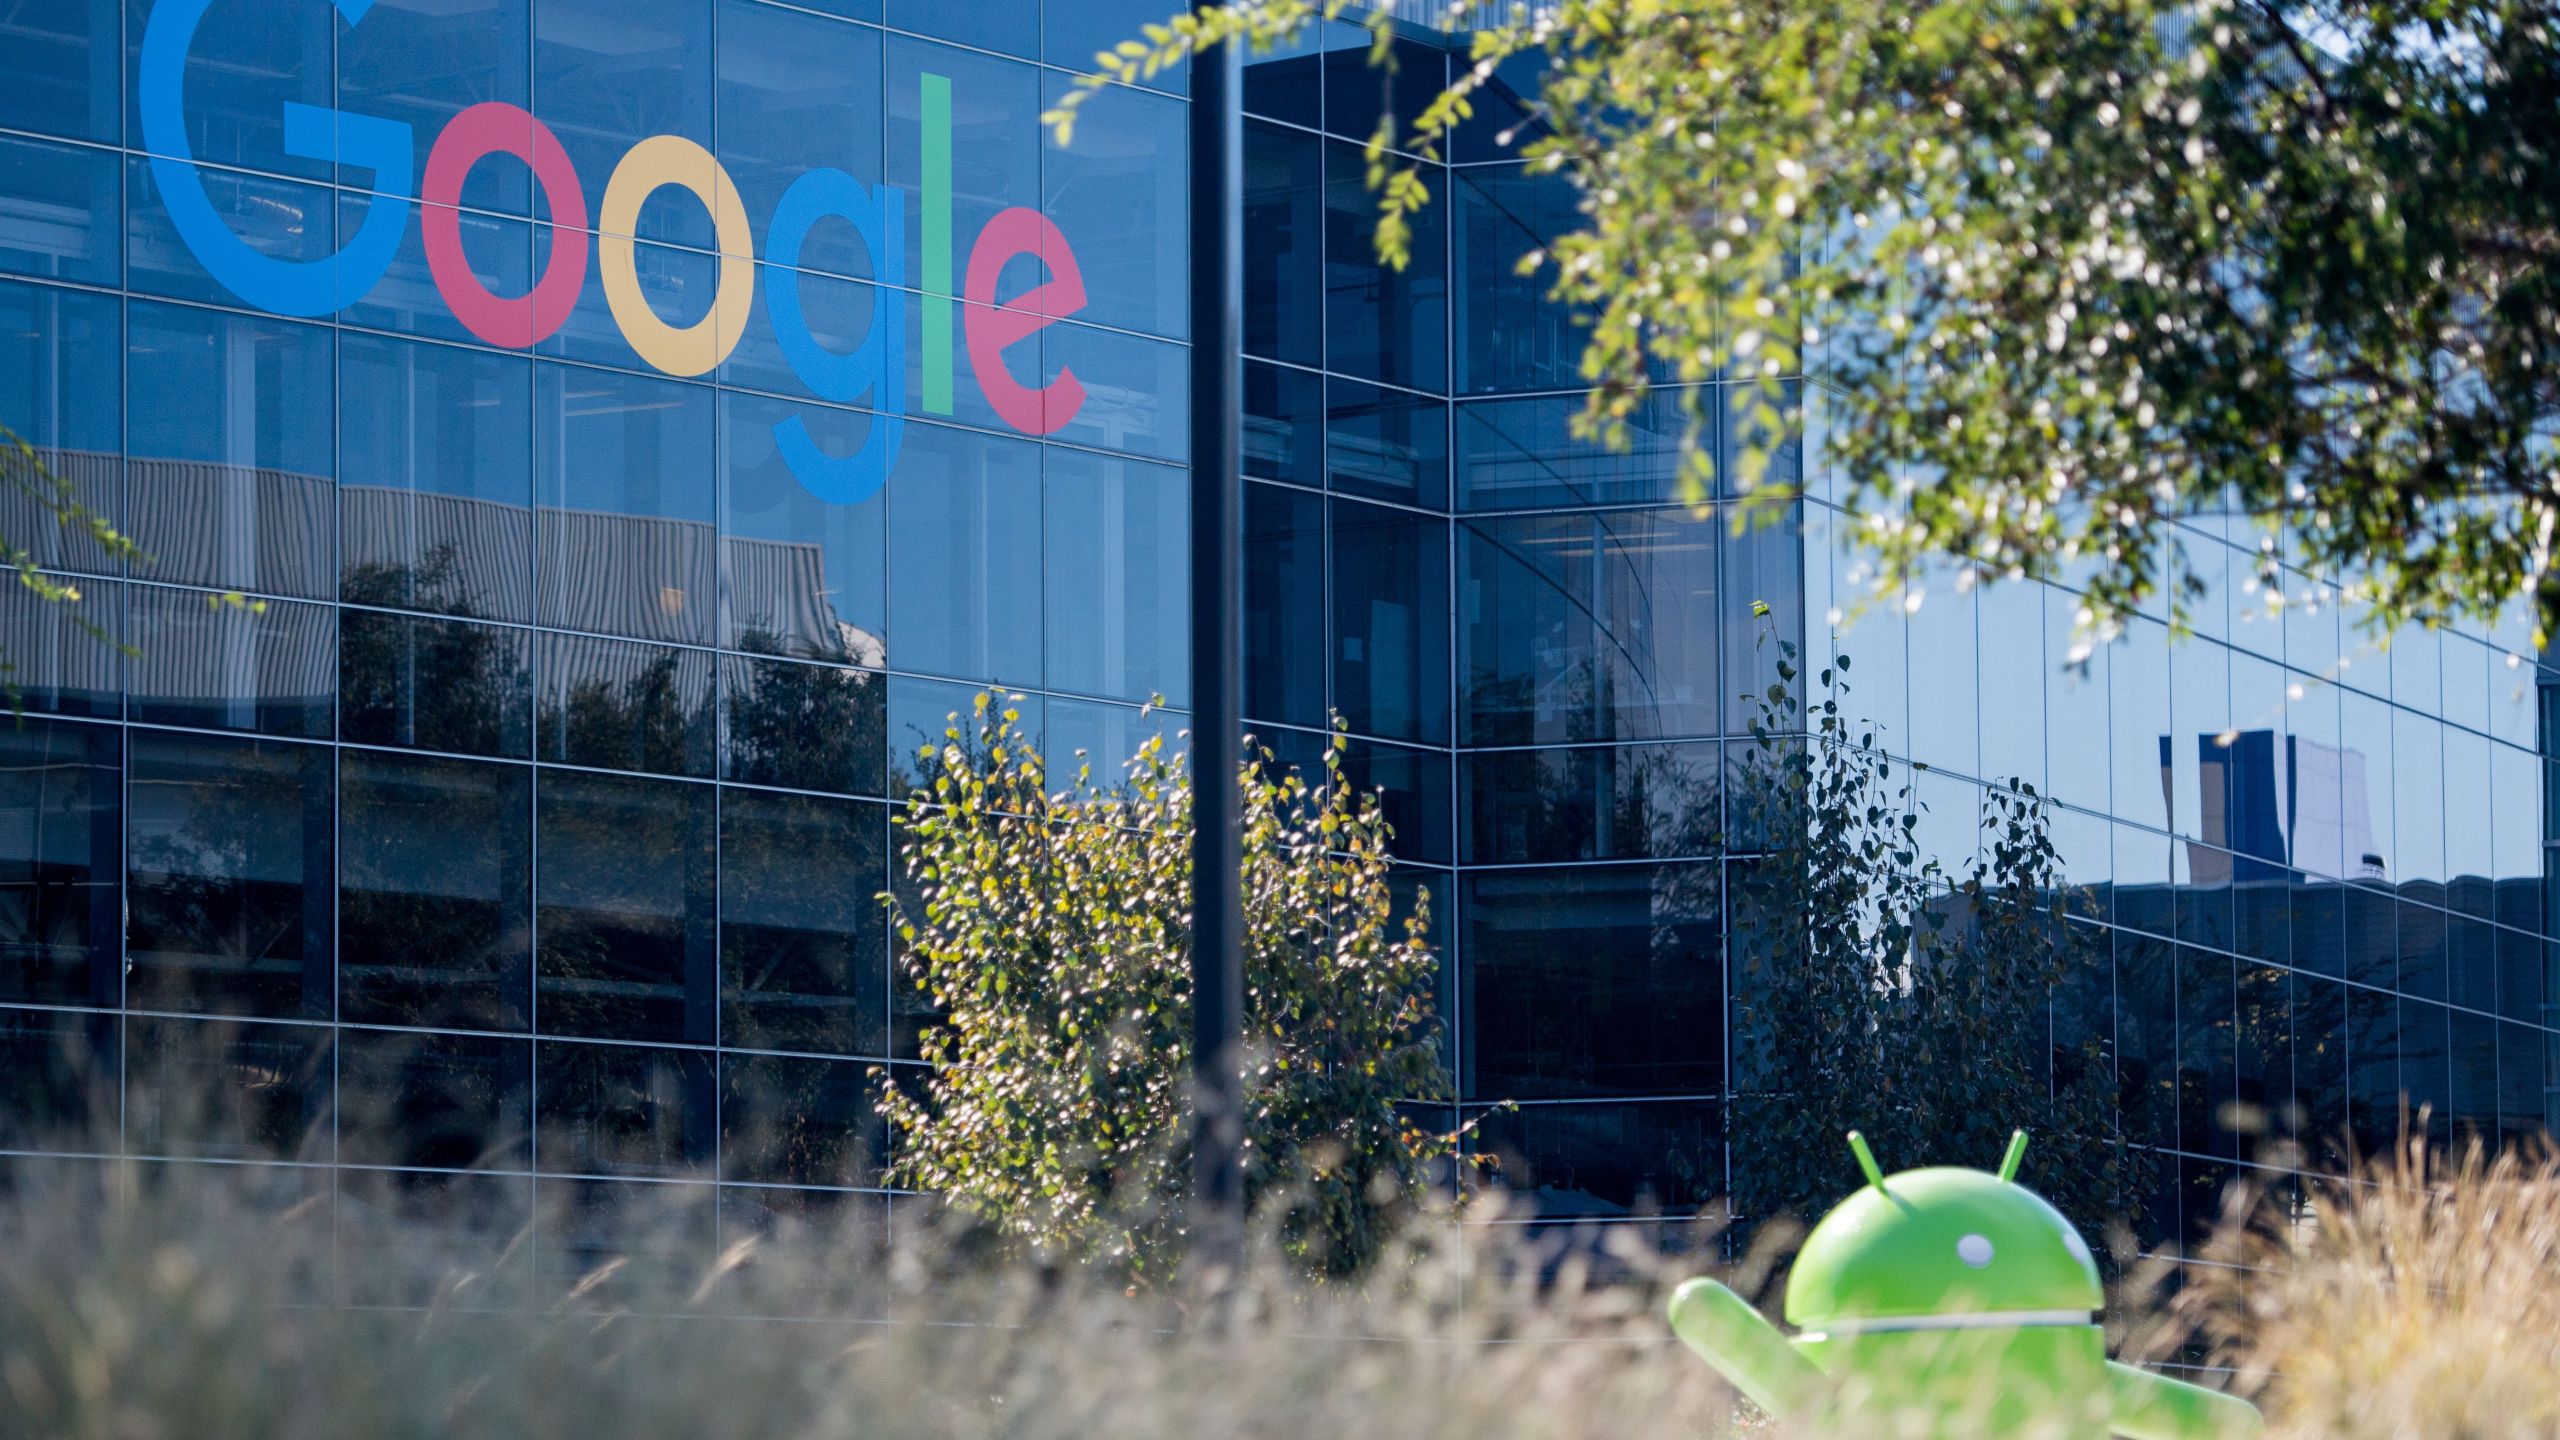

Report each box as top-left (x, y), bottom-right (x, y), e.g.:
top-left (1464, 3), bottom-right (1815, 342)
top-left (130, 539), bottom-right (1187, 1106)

top-left (1058, 0), bottom-right (2560, 650)
top-left (880, 695), bottom-right (1462, 1284)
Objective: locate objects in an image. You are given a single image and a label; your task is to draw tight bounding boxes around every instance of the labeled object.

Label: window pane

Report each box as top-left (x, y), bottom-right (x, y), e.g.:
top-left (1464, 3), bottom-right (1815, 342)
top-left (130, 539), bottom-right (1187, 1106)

top-left (721, 391), bottom-right (886, 663)
top-left (1042, 76), bottom-right (1185, 341)
top-left (1044, 448), bottom-right (1187, 706)
top-left (1325, 138), bottom-right (1446, 392)
top-left (1045, 0), bottom-right (1188, 92)
top-left (720, 1051), bottom-right (882, 1186)
top-left (885, 676), bottom-right (1042, 797)
top-left (1240, 22), bottom-right (1320, 128)
top-left (1461, 742), bottom-right (1723, 865)
top-left (1333, 498), bottom-right (1449, 745)
top-left (536, 631), bottom-right (714, 779)
top-left (534, 0), bottom-right (713, 248)
top-left (1321, 26), bottom-right (1445, 144)
top-left (1460, 509), bottom-right (1720, 745)
top-left (0, 1007), bottom-right (114, 1148)
top-left (1462, 863), bottom-right (1723, 1101)
top-left (535, 364), bottom-right (715, 645)
top-left (717, 0), bottom-right (885, 279)
top-left (123, 0), bottom-right (332, 179)
top-left (1243, 120), bottom-right (1322, 367)
top-left (1340, 736), bottom-right (1452, 867)
top-left (0, 136), bottom-right (120, 285)
top-left (721, 654), bottom-right (885, 797)
top-left (1244, 359), bottom-right (1322, 486)
top-left (887, 37), bottom-right (1039, 295)
top-left (1327, 377), bottom-right (1446, 508)
top-left (126, 156), bottom-right (335, 307)
top-left (340, 335), bottom-right (533, 622)
top-left (0, 0), bottom-right (117, 141)
top-left (1047, 695), bottom-right (1181, 775)
top-left (339, 751), bottom-right (532, 1032)
top-left (125, 1016), bottom-right (332, 1162)
top-left (535, 770), bottom-right (715, 1043)
top-left (1456, 389), bottom-right (1701, 513)
top-left (1041, 321), bottom-right (1188, 464)
top-left (1467, 1100), bottom-right (1722, 1217)
top-left (339, 0), bottom-right (530, 209)
top-left (340, 609), bottom-right (534, 760)
top-left (887, 0), bottom-right (1034, 60)
top-left (338, 1028), bottom-right (533, 1171)
top-left (1244, 481), bottom-right (1326, 731)
top-left (1454, 163), bottom-right (1583, 395)
top-left (0, 280), bottom-right (120, 573)
top-left (0, 720), bottom-right (121, 1007)
top-left (127, 732), bottom-right (332, 1019)
top-left (883, 421), bottom-right (1041, 684)
top-left (125, 301), bottom-right (334, 599)
top-left (0, 574), bottom-right (121, 719)
top-left (720, 788), bottom-right (887, 1055)
top-left (534, 1039), bottom-right (714, 1176)
top-left (130, 587), bottom-right (334, 739)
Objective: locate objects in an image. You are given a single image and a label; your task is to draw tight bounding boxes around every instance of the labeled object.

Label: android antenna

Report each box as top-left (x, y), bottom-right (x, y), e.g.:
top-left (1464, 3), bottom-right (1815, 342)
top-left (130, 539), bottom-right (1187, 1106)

top-left (1998, 1129), bottom-right (2030, 1183)
top-left (1846, 1131), bottom-right (1886, 1191)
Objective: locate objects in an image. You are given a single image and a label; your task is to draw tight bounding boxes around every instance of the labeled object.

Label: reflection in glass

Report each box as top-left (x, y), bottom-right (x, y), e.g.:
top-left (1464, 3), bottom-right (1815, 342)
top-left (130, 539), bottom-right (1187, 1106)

top-left (536, 365), bottom-right (715, 646)
top-left (1461, 863), bottom-right (1721, 1101)
top-left (534, 1040), bottom-right (715, 1176)
top-left (1455, 388), bottom-right (1700, 512)
top-left (537, 632), bottom-right (714, 779)
top-left (0, 1007), bottom-right (115, 1146)
top-left (886, 676), bottom-right (1043, 798)
top-left (1461, 509), bottom-right (1719, 745)
top-left (127, 732), bottom-right (332, 1019)
top-left (1454, 163), bottom-right (1584, 395)
top-left (1461, 742), bottom-right (1722, 865)
top-left (721, 393), bottom-right (886, 664)
top-left (0, 0), bottom-right (116, 141)
top-left (1048, 696), bottom-right (1183, 779)
top-left (0, 136), bottom-right (120, 285)
top-left (533, 1176), bottom-right (715, 1308)
top-left (1326, 137), bottom-right (1446, 392)
top-left (340, 334), bottom-right (532, 622)
top-left (1042, 76), bottom-right (1186, 341)
top-left (124, 301), bottom-right (334, 599)
top-left (722, 655), bottom-right (885, 797)
top-left (0, 719), bottom-right (120, 1007)
top-left (1326, 377), bottom-right (1447, 508)
top-left (1467, 1100), bottom-right (1721, 1216)
top-left (130, 588), bottom-right (334, 739)
top-left (720, 1052), bottom-right (882, 1186)
top-left (339, 751), bottom-right (532, 1032)
top-left (717, 0), bottom-right (886, 278)
top-left (340, 609), bottom-right (533, 759)
top-left (1244, 120), bottom-right (1322, 366)
top-left (1339, 737), bottom-right (1453, 867)
top-left (534, 0), bottom-right (712, 247)
top-left (1042, 322), bottom-right (1189, 463)
top-left (338, 1028), bottom-right (533, 1171)
top-left (885, 423), bottom-right (1042, 685)
top-left (1333, 498), bottom-right (1449, 745)
top-left (0, 280), bottom-right (121, 573)
top-left (125, 157), bottom-right (335, 308)
top-left (535, 770), bottom-right (716, 1044)
top-left (0, 574), bottom-right (120, 719)
top-left (124, 1015), bottom-right (332, 1161)
top-left (1320, 25), bottom-right (1446, 144)
top-left (1244, 481), bottom-right (1326, 731)
top-left (1244, 360), bottom-right (1323, 485)
top-left (721, 789), bottom-right (888, 1055)
top-left (1045, 449), bottom-right (1188, 706)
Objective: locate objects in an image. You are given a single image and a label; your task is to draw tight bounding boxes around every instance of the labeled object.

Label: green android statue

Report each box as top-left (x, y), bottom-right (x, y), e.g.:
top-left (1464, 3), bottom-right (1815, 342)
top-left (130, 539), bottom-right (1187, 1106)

top-left (1669, 1131), bottom-right (2262, 1439)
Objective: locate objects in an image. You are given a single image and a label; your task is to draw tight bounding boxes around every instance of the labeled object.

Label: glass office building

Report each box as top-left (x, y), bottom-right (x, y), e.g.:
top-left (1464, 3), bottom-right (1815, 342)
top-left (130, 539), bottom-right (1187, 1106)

top-left (0, 0), bottom-right (2549, 1294)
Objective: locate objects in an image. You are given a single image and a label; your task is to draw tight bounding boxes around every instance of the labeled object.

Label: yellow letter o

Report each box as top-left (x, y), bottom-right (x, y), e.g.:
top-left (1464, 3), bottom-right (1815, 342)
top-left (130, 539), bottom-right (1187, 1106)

top-left (598, 134), bottom-right (754, 377)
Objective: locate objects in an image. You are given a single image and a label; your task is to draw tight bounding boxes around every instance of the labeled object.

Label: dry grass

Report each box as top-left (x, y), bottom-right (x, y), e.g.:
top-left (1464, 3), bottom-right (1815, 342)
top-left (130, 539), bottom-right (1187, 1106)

top-left (12, 1133), bottom-right (2560, 1439)
top-left (0, 1156), bottom-right (1736, 1440)
top-left (2176, 1136), bottom-right (2560, 1440)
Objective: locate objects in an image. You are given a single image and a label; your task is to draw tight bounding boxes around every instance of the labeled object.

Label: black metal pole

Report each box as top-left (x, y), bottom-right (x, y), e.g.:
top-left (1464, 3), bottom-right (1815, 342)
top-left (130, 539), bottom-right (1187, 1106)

top-left (1186, 23), bottom-right (1247, 1286)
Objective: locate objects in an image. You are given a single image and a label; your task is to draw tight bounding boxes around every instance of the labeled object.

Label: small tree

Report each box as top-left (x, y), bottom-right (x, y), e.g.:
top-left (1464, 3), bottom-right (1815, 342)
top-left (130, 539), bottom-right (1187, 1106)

top-left (1728, 640), bottom-right (2149, 1245)
top-left (881, 693), bottom-right (1459, 1284)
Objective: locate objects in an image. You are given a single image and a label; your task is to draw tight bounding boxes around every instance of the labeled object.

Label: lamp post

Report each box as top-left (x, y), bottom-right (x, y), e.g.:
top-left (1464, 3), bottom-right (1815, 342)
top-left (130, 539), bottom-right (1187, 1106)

top-left (1186, 14), bottom-right (1247, 1285)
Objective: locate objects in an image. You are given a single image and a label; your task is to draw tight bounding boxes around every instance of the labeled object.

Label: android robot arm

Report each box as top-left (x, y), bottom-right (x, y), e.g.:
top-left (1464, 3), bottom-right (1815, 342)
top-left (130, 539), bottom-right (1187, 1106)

top-left (2105, 1360), bottom-right (2264, 1440)
top-left (1667, 1277), bottom-right (1829, 1419)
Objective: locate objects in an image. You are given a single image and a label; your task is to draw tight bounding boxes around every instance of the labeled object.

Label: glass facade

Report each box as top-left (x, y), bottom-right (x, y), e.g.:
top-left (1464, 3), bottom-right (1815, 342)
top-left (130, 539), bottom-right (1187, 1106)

top-left (0, 0), bottom-right (2550, 1288)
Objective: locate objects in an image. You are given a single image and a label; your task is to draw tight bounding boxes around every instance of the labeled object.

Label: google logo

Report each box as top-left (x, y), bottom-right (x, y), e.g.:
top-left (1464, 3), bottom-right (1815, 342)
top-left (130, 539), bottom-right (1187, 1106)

top-left (139, 0), bottom-right (1097, 506)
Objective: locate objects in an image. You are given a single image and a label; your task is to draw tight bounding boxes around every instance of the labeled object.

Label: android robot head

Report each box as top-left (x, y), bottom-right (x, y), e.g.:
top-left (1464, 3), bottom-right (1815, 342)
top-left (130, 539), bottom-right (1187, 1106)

top-left (1784, 1129), bottom-right (2104, 1333)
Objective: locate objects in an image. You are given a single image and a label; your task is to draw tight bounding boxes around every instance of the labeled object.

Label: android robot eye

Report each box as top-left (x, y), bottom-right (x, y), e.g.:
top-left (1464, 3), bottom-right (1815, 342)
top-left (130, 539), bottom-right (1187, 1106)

top-left (1955, 1233), bottom-right (1995, 1268)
